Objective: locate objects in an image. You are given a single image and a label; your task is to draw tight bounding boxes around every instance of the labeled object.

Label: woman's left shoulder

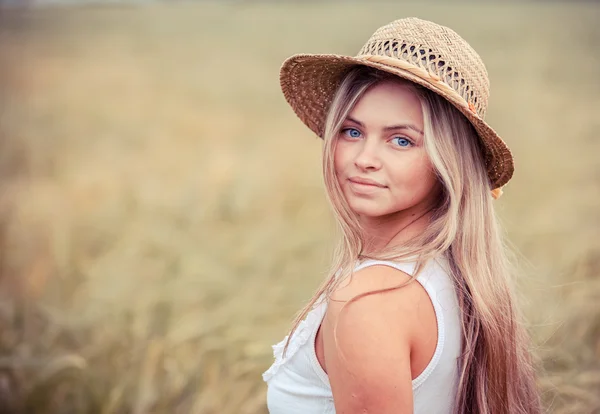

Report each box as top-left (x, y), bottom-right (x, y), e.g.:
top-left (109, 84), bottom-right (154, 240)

top-left (328, 263), bottom-right (435, 330)
top-left (322, 264), bottom-right (434, 411)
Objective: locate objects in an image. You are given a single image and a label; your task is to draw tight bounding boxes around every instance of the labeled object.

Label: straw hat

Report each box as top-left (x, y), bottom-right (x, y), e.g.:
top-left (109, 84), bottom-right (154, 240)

top-left (279, 17), bottom-right (512, 198)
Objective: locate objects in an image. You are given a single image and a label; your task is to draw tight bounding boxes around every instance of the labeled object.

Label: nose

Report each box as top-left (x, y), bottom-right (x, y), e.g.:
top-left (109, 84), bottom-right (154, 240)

top-left (354, 139), bottom-right (382, 171)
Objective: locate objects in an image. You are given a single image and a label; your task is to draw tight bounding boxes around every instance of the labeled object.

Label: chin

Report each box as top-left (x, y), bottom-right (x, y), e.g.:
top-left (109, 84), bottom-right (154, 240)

top-left (346, 199), bottom-right (388, 218)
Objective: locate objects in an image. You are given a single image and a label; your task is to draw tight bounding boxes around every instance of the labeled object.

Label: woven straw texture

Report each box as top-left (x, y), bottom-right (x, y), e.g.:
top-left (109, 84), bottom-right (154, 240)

top-left (280, 17), bottom-right (513, 191)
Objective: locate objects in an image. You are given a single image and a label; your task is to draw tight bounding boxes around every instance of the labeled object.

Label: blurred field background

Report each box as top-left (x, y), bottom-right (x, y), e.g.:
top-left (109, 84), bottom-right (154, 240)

top-left (0, 1), bottom-right (598, 413)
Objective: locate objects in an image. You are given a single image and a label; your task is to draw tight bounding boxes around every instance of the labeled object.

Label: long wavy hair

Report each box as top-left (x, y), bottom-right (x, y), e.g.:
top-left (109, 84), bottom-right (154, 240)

top-left (282, 66), bottom-right (541, 414)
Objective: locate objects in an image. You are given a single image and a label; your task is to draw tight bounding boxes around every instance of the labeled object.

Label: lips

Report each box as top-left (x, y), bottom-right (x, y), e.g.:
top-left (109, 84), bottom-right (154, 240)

top-left (348, 176), bottom-right (386, 188)
top-left (346, 177), bottom-right (387, 195)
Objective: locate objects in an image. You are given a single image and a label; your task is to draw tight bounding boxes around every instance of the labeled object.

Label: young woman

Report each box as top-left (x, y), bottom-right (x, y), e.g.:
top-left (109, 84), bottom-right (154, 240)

top-left (262, 18), bottom-right (542, 414)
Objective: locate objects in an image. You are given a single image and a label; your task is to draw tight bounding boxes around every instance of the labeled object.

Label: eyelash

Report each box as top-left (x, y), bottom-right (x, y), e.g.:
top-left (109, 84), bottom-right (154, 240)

top-left (340, 127), bottom-right (415, 147)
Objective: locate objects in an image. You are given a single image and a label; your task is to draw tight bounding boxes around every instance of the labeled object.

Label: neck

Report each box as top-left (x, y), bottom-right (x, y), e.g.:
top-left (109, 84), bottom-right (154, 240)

top-left (360, 199), bottom-right (437, 256)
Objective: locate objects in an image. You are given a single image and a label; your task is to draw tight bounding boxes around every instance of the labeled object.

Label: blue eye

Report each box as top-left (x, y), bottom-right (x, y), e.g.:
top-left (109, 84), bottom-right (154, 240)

top-left (342, 128), bottom-right (362, 139)
top-left (392, 137), bottom-right (413, 147)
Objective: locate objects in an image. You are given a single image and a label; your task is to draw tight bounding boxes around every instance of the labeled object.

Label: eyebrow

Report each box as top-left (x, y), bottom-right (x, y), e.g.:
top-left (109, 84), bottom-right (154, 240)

top-left (346, 116), bottom-right (424, 135)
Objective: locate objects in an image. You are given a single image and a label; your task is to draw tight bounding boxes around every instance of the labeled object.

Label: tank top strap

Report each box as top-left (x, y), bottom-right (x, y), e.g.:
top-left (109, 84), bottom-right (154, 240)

top-left (354, 258), bottom-right (419, 277)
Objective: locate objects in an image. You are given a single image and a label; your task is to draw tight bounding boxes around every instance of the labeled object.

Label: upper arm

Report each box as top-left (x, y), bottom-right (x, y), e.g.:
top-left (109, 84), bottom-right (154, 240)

top-left (322, 265), bottom-right (431, 414)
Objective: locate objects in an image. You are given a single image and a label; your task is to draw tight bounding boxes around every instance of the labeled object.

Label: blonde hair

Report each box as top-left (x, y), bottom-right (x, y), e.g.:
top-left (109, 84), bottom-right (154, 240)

top-left (282, 66), bottom-right (541, 413)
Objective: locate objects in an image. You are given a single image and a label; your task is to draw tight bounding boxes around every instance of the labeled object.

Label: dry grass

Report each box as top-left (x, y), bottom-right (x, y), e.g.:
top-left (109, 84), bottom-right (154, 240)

top-left (0, 1), bottom-right (598, 413)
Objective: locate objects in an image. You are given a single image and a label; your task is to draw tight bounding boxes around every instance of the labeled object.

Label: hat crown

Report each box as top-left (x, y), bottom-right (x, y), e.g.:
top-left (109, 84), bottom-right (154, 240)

top-left (357, 18), bottom-right (490, 118)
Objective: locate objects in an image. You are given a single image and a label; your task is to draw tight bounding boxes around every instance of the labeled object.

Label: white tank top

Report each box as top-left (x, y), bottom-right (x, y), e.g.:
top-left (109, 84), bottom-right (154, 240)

top-left (263, 256), bottom-right (462, 414)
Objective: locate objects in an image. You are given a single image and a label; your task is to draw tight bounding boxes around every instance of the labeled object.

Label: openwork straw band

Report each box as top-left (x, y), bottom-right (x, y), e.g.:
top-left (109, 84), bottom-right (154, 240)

top-left (279, 18), bottom-right (514, 197)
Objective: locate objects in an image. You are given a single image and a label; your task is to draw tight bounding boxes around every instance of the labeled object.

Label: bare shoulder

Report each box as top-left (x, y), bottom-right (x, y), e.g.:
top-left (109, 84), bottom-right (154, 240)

top-left (331, 263), bottom-right (423, 302)
top-left (322, 264), bottom-right (436, 413)
top-left (330, 264), bottom-right (433, 320)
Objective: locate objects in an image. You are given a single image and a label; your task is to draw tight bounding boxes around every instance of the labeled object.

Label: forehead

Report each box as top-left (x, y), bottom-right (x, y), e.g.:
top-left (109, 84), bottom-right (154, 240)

top-left (348, 81), bottom-right (423, 127)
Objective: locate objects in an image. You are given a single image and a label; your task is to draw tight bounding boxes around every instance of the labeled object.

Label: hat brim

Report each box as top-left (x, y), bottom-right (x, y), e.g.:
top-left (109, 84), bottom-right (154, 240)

top-left (279, 53), bottom-right (513, 190)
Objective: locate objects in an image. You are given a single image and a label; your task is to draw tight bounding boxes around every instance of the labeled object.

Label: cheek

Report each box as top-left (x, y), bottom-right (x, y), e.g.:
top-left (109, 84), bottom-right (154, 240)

top-left (390, 155), bottom-right (437, 190)
top-left (333, 142), bottom-right (348, 173)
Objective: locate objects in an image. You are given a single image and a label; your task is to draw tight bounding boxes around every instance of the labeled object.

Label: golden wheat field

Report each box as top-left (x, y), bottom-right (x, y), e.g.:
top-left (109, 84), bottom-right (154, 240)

top-left (0, 1), bottom-right (599, 413)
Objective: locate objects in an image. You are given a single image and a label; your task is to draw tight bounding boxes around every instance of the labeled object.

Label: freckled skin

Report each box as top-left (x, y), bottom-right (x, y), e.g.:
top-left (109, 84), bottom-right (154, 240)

top-left (334, 80), bottom-right (442, 245)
